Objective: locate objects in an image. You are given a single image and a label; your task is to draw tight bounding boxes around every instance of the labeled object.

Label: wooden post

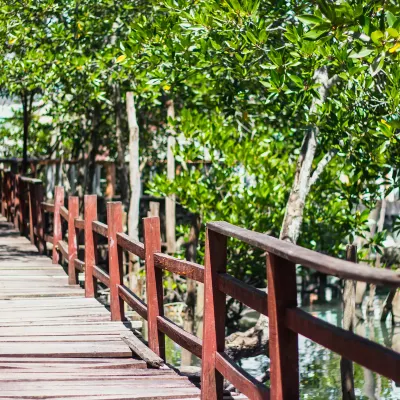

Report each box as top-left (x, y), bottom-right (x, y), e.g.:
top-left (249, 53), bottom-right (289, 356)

top-left (52, 186), bottom-right (64, 263)
top-left (7, 172), bottom-right (11, 221)
top-left (107, 202), bottom-right (125, 321)
top-left (28, 183), bottom-right (36, 245)
top-left (2, 171), bottom-right (5, 217)
top-left (18, 179), bottom-right (26, 235)
top-left (4, 173), bottom-right (9, 220)
top-left (84, 194), bottom-right (97, 297)
top-left (10, 173), bottom-right (15, 224)
top-left (3, 172), bottom-right (7, 218)
top-left (2, 171), bottom-right (7, 218)
top-left (9, 173), bottom-right (13, 222)
top-left (68, 196), bottom-right (79, 285)
top-left (201, 228), bottom-right (227, 400)
top-left (166, 99), bottom-right (176, 254)
top-left (30, 183), bottom-right (39, 243)
top-left (33, 183), bottom-right (45, 255)
top-left (13, 175), bottom-right (20, 229)
top-left (341, 245), bottom-right (357, 400)
top-left (143, 217), bottom-right (165, 359)
top-left (267, 253), bottom-right (299, 399)
top-left (0, 170), bottom-right (4, 217)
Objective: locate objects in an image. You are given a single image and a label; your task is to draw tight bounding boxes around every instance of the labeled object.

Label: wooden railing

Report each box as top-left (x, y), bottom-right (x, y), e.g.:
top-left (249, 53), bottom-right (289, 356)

top-left (1, 168), bottom-right (400, 399)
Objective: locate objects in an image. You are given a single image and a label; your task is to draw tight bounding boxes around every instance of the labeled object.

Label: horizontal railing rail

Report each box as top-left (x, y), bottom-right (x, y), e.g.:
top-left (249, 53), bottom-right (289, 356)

top-left (1, 166), bottom-right (400, 400)
top-left (209, 221), bottom-right (400, 286)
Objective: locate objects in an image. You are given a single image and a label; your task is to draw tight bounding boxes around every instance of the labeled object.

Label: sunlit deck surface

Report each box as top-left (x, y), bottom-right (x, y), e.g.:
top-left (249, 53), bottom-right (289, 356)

top-left (0, 216), bottom-right (203, 400)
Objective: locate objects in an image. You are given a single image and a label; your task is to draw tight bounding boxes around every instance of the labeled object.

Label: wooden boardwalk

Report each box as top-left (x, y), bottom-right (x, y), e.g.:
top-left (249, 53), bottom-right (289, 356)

top-left (0, 216), bottom-right (201, 400)
top-left (2, 169), bottom-right (400, 399)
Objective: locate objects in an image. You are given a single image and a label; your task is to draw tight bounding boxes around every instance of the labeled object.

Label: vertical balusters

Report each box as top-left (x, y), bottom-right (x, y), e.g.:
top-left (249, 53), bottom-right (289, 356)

top-left (107, 202), bottom-right (125, 321)
top-left (84, 194), bottom-right (97, 297)
top-left (68, 196), bottom-right (79, 284)
top-left (267, 253), bottom-right (299, 399)
top-left (143, 217), bottom-right (165, 359)
top-left (201, 228), bottom-right (227, 400)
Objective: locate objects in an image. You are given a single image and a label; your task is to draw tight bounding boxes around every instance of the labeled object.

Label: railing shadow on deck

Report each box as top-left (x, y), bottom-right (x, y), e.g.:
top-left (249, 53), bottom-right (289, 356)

top-left (1, 167), bottom-right (400, 400)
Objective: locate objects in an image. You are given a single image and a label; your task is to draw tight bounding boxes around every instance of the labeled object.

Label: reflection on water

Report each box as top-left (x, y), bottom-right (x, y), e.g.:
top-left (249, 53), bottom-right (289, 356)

top-left (163, 300), bottom-right (400, 399)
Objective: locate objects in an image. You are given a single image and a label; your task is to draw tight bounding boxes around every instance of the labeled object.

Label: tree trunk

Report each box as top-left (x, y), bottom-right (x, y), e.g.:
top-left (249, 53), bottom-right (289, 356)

top-left (341, 245), bottom-right (356, 400)
top-left (86, 106), bottom-right (100, 194)
top-left (355, 316), bottom-right (377, 399)
top-left (166, 99), bottom-right (176, 254)
top-left (280, 67), bottom-right (334, 243)
top-left (21, 91), bottom-right (34, 174)
top-left (195, 283), bottom-right (204, 339)
top-left (114, 84), bottom-right (129, 208)
top-left (181, 215), bottom-right (201, 366)
top-left (368, 197), bottom-right (387, 314)
top-left (381, 289), bottom-right (396, 322)
top-left (224, 67), bottom-right (338, 360)
top-left (126, 92), bottom-right (141, 295)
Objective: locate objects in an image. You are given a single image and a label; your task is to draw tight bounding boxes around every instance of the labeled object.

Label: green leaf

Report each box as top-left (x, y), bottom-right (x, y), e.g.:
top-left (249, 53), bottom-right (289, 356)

top-left (387, 28), bottom-right (399, 38)
top-left (316, 0), bottom-right (334, 21)
top-left (386, 11), bottom-right (397, 27)
top-left (288, 74), bottom-right (303, 87)
top-left (371, 30), bottom-right (384, 45)
top-left (349, 47), bottom-right (374, 58)
top-left (297, 14), bottom-right (325, 25)
top-left (303, 25), bottom-right (330, 40)
top-left (370, 52), bottom-right (385, 76)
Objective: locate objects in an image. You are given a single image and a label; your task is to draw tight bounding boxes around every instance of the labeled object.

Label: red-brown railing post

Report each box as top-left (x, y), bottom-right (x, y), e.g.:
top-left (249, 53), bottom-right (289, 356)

top-left (107, 202), bottom-right (125, 321)
top-left (52, 186), bottom-right (64, 263)
top-left (143, 216), bottom-right (165, 359)
top-left (6, 172), bottom-right (11, 220)
top-left (28, 183), bottom-right (36, 244)
top-left (84, 194), bottom-right (97, 298)
top-left (13, 175), bottom-right (20, 229)
top-left (33, 182), bottom-right (45, 254)
top-left (6, 173), bottom-right (12, 222)
top-left (68, 196), bottom-right (79, 285)
top-left (267, 253), bottom-right (299, 399)
top-left (18, 179), bottom-right (25, 235)
top-left (10, 173), bottom-right (15, 224)
top-left (0, 170), bottom-right (4, 217)
top-left (201, 228), bottom-right (227, 400)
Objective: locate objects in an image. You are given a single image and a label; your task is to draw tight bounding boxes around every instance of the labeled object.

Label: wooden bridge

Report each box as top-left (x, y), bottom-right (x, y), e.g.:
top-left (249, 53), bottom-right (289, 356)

top-left (0, 168), bottom-right (400, 400)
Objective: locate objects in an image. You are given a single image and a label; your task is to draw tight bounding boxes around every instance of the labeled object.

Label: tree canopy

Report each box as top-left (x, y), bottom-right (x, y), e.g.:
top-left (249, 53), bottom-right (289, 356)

top-left (0, 0), bottom-right (399, 274)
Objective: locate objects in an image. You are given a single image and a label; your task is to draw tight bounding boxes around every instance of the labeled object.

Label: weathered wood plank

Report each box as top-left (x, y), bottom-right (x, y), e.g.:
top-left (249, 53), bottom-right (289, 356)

top-left (0, 213), bottom-right (202, 400)
top-left (0, 335), bottom-right (121, 342)
top-left (121, 333), bottom-right (164, 368)
top-left (0, 342), bottom-right (133, 357)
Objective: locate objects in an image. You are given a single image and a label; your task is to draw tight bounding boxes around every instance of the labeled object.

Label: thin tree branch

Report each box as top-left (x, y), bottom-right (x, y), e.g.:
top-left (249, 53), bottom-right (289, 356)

top-left (308, 149), bottom-right (338, 188)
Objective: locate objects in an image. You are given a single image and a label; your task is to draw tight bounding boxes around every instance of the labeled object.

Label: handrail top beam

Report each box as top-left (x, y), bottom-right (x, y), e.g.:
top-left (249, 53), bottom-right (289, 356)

top-left (208, 221), bottom-right (400, 287)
